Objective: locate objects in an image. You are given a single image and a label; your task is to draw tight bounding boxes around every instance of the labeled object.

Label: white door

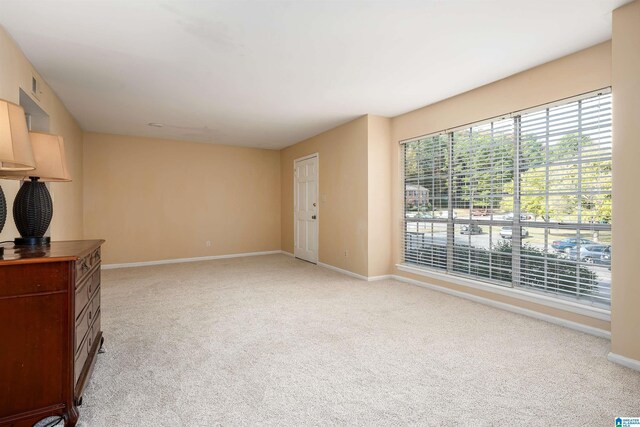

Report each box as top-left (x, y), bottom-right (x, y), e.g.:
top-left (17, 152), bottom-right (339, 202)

top-left (294, 155), bottom-right (318, 263)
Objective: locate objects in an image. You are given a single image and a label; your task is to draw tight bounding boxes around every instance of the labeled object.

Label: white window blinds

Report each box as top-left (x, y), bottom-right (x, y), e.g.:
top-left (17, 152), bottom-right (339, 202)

top-left (401, 89), bottom-right (612, 307)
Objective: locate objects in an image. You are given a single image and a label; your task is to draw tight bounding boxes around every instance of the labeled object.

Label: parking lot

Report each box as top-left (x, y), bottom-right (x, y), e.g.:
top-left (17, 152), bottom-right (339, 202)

top-left (405, 216), bottom-right (611, 302)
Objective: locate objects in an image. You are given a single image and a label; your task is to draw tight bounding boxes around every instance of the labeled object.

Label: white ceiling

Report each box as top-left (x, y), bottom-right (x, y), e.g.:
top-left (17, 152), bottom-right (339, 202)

top-left (0, 0), bottom-right (628, 149)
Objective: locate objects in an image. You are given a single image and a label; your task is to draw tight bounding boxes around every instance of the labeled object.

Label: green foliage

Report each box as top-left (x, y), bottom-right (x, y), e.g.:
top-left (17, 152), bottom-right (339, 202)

top-left (490, 241), bottom-right (598, 296)
top-left (451, 128), bottom-right (515, 209)
top-left (405, 124), bottom-right (546, 212)
top-left (501, 133), bottom-right (612, 223)
top-left (404, 135), bottom-right (449, 211)
top-left (500, 168), bottom-right (548, 220)
top-left (406, 130), bottom-right (611, 224)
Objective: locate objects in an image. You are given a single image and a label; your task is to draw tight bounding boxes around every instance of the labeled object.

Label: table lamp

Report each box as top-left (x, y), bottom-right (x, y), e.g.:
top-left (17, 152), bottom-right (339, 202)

top-left (0, 100), bottom-right (36, 254)
top-left (1, 131), bottom-right (71, 246)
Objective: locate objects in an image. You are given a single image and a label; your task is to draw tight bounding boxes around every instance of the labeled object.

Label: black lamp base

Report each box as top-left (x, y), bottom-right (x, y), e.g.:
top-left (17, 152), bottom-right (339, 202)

top-left (15, 236), bottom-right (51, 246)
top-left (0, 184), bottom-right (6, 235)
top-left (13, 177), bottom-right (53, 246)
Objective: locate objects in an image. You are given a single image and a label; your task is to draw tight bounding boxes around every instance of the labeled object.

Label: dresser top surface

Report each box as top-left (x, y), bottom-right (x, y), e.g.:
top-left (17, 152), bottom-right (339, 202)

top-left (0, 240), bottom-right (105, 265)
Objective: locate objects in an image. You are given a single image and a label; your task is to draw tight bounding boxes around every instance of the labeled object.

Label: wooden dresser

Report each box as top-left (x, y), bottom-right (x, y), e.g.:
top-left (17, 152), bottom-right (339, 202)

top-left (0, 240), bottom-right (105, 427)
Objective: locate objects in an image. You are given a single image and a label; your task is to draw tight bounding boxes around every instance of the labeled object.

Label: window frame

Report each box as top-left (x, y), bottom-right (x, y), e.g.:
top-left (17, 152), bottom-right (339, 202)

top-left (400, 88), bottom-right (612, 311)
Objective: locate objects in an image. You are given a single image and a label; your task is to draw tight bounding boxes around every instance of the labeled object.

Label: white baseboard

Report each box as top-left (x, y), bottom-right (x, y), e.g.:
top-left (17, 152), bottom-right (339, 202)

top-left (368, 275), bottom-right (393, 282)
top-left (608, 352), bottom-right (640, 372)
top-left (280, 251), bottom-right (294, 257)
top-left (317, 262), bottom-right (369, 281)
top-left (396, 263), bottom-right (610, 322)
top-left (392, 274), bottom-right (610, 339)
top-left (102, 250), bottom-right (282, 270)
top-left (313, 262), bottom-right (610, 338)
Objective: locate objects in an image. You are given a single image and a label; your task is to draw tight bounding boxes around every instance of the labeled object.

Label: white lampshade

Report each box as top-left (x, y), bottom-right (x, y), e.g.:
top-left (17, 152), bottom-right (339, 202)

top-left (1, 132), bottom-right (71, 182)
top-left (0, 100), bottom-right (36, 171)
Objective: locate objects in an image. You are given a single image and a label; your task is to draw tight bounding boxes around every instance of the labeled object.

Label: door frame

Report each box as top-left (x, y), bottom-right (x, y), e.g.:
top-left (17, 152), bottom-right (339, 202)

top-left (293, 153), bottom-right (319, 264)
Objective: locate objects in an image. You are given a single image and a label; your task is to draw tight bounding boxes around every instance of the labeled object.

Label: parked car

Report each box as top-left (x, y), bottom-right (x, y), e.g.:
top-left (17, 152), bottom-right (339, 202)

top-left (499, 226), bottom-right (529, 239)
top-left (471, 208), bottom-right (493, 217)
top-left (567, 244), bottom-right (611, 264)
top-left (551, 238), bottom-right (595, 253)
top-left (460, 224), bottom-right (483, 235)
top-left (504, 212), bottom-right (533, 221)
top-left (406, 211), bottom-right (435, 219)
top-left (602, 246), bottom-right (612, 270)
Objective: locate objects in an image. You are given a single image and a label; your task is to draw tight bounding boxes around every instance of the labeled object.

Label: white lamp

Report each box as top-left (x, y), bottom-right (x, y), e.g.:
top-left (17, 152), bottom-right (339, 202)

top-left (1, 131), bottom-right (71, 245)
top-left (0, 100), bottom-right (36, 254)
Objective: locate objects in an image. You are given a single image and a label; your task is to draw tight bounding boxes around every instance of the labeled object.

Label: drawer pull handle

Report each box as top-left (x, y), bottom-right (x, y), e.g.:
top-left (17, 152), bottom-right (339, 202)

top-left (88, 310), bottom-right (92, 321)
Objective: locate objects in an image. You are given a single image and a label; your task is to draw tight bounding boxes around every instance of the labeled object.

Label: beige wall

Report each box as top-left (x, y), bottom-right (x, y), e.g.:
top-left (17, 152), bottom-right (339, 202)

top-left (389, 42), bottom-right (612, 329)
top-left (0, 26), bottom-right (84, 242)
top-left (280, 114), bottom-right (391, 278)
top-left (367, 115), bottom-right (392, 277)
top-left (280, 116), bottom-right (369, 277)
top-left (83, 133), bottom-right (281, 265)
top-left (391, 41), bottom-right (612, 143)
top-left (611, 0), bottom-right (640, 361)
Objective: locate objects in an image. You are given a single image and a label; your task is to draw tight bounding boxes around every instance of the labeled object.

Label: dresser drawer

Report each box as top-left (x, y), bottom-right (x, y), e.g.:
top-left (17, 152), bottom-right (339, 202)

top-left (74, 334), bottom-right (91, 385)
top-left (76, 248), bottom-right (101, 285)
top-left (74, 309), bottom-right (101, 385)
top-left (92, 309), bottom-right (101, 347)
top-left (75, 291), bottom-right (99, 355)
top-left (0, 262), bottom-right (69, 298)
top-left (75, 269), bottom-right (100, 319)
top-left (92, 288), bottom-right (101, 315)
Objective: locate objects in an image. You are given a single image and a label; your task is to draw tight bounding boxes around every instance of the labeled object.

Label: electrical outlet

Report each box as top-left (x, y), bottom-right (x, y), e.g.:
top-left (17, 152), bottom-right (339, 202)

top-left (205, 240), bottom-right (212, 247)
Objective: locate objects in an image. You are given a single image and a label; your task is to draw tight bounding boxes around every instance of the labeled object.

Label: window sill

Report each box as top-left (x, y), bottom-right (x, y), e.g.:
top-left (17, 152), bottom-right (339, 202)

top-left (395, 263), bottom-right (611, 321)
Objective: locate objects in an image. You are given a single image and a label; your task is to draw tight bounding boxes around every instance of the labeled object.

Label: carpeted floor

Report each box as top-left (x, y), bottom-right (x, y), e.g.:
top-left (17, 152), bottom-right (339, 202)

top-left (75, 254), bottom-right (639, 426)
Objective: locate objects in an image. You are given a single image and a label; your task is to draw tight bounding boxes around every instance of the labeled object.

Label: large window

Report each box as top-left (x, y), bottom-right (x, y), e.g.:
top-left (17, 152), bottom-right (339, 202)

top-left (402, 90), bottom-right (612, 307)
